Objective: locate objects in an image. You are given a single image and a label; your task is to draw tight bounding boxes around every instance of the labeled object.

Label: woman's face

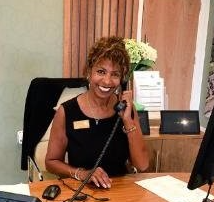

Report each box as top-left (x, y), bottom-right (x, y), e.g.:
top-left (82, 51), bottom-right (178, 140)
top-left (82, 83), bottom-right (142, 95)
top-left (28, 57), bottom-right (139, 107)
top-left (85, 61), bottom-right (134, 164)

top-left (88, 59), bottom-right (122, 99)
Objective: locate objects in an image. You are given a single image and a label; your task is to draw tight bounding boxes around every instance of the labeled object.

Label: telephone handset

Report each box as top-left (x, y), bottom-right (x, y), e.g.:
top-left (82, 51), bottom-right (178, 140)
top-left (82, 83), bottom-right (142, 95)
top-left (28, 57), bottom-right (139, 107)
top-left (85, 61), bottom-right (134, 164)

top-left (113, 81), bottom-right (128, 112)
top-left (114, 100), bottom-right (127, 112)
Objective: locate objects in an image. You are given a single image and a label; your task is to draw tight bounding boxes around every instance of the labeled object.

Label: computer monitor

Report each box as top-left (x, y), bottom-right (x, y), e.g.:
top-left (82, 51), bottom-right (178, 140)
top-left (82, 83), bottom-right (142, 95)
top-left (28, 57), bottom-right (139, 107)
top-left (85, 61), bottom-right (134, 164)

top-left (159, 110), bottom-right (200, 134)
top-left (138, 110), bottom-right (150, 135)
top-left (187, 106), bottom-right (214, 191)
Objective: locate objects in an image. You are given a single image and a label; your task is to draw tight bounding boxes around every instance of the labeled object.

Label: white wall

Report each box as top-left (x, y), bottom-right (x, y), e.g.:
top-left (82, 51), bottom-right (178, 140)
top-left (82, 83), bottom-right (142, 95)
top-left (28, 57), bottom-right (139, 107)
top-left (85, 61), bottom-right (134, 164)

top-left (0, 0), bottom-right (63, 184)
top-left (190, 0), bottom-right (210, 110)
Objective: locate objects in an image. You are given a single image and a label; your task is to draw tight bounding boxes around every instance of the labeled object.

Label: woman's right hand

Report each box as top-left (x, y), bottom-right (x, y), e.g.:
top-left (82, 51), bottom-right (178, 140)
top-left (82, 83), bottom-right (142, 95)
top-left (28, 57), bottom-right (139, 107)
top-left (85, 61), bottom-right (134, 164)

top-left (80, 167), bottom-right (112, 189)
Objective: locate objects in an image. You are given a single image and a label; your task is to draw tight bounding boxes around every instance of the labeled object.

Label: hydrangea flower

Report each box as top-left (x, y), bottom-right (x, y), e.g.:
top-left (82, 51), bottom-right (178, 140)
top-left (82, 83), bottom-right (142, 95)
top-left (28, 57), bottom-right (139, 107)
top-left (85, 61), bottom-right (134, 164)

top-left (124, 38), bottom-right (157, 76)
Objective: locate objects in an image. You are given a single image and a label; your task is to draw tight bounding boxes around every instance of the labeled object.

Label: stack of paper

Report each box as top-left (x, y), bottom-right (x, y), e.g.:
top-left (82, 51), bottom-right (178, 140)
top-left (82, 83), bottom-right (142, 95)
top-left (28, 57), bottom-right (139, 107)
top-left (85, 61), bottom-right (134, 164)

top-left (135, 175), bottom-right (214, 202)
top-left (133, 71), bottom-right (165, 111)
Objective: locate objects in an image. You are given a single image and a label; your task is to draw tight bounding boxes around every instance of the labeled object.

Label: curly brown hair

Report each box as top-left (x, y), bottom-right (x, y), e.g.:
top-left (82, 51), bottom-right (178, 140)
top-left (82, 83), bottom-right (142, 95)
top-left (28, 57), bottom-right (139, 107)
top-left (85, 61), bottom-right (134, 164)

top-left (85, 36), bottom-right (130, 82)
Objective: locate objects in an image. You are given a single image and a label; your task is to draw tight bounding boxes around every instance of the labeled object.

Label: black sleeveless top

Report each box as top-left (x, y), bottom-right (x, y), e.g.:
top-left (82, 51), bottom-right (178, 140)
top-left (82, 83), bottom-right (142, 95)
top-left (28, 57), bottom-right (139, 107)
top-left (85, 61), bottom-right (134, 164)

top-left (62, 97), bottom-right (129, 176)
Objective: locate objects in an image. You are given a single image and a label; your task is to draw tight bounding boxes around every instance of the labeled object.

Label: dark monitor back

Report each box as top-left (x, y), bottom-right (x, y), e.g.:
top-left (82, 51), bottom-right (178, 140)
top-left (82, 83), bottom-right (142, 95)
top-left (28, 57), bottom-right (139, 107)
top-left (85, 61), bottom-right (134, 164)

top-left (159, 110), bottom-right (200, 134)
top-left (138, 110), bottom-right (150, 135)
top-left (187, 107), bottom-right (214, 190)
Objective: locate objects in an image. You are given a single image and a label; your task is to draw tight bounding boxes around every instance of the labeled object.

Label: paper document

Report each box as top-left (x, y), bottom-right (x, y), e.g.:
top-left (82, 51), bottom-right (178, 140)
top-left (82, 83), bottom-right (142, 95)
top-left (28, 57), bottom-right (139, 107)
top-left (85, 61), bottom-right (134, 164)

top-left (133, 71), bottom-right (165, 111)
top-left (0, 183), bottom-right (30, 195)
top-left (135, 175), bottom-right (214, 202)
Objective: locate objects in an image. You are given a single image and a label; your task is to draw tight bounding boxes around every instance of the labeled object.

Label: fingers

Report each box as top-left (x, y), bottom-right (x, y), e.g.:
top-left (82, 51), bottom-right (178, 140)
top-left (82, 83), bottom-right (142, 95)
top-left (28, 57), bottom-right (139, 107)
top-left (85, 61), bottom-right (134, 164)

top-left (119, 90), bottom-right (133, 119)
top-left (121, 91), bottom-right (133, 107)
top-left (90, 167), bottom-right (112, 189)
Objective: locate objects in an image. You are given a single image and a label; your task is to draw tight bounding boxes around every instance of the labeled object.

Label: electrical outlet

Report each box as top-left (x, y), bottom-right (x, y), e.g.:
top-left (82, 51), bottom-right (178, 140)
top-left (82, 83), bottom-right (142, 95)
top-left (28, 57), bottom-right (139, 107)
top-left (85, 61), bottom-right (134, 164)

top-left (17, 130), bottom-right (23, 144)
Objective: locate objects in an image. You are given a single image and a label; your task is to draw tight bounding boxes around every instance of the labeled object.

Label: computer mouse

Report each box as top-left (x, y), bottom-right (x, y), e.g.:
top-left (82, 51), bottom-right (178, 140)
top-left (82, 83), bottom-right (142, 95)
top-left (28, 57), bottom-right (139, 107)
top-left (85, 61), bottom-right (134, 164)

top-left (42, 184), bottom-right (61, 200)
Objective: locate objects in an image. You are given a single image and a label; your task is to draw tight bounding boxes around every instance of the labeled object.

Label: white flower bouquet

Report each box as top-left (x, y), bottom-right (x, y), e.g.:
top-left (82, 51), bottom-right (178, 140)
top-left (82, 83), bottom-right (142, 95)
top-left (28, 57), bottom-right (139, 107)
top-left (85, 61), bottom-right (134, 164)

top-left (124, 38), bottom-right (157, 79)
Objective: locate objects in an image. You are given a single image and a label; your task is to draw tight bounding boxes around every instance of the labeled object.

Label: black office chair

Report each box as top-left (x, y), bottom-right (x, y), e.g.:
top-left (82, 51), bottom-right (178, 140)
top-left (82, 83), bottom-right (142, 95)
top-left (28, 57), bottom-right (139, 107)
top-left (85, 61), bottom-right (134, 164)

top-left (21, 77), bottom-right (88, 181)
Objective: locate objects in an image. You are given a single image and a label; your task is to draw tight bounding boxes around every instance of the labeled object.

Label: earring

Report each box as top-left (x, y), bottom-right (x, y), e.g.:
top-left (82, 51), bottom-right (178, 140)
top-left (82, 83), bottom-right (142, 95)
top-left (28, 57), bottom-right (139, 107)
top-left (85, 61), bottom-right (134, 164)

top-left (114, 85), bottom-right (121, 95)
top-left (87, 77), bottom-right (90, 89)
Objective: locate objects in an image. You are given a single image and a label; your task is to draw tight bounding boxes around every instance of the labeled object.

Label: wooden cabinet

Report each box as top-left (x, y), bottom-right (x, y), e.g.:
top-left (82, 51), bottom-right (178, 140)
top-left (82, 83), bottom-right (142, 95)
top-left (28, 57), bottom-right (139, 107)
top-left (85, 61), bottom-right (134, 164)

top-left (144, 139), bottom-right (162, 172)
top-left (144, 127), bottom-right (203, 172)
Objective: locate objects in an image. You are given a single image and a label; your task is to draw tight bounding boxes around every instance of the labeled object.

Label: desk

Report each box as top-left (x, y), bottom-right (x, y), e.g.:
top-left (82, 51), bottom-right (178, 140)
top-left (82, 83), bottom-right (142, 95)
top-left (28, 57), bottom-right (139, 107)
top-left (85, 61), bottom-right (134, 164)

top-left (29, 173), bottom-right (213, 202)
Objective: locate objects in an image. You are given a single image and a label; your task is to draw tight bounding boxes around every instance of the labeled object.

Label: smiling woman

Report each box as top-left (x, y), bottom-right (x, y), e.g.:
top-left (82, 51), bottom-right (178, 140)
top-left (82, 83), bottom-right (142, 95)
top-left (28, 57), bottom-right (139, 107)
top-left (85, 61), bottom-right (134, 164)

top-left (45, 36), bottom-right (149, 189)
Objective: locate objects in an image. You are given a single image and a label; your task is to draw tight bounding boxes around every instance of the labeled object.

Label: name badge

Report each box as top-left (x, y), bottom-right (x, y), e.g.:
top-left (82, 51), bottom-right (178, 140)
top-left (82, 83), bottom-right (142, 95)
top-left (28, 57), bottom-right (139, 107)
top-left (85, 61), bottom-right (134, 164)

top-left (73, 120), bottom-right (90, 129)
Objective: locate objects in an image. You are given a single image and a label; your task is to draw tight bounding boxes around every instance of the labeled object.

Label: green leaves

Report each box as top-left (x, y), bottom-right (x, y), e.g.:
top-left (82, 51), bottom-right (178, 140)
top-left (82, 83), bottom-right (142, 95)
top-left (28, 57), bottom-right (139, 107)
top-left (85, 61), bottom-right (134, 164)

top-left (133, 59), bottom-right (155, 71)
top-left (125, 60), bottom-right (154, 81)
top-left (134, 101), bottom-right (145, 111)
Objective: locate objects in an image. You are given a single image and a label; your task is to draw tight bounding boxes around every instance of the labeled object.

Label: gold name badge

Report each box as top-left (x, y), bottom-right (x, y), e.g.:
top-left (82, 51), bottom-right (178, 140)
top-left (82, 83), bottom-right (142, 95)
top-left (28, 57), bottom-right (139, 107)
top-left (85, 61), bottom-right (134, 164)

top-left (73, 120), bottom-right (90, 129)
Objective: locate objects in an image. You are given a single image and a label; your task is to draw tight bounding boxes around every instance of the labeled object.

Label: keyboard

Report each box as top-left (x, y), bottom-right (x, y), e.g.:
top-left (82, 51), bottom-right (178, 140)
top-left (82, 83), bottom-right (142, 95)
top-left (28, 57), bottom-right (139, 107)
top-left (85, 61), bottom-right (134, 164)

top-left (0, 191), bottom-right (41, 202)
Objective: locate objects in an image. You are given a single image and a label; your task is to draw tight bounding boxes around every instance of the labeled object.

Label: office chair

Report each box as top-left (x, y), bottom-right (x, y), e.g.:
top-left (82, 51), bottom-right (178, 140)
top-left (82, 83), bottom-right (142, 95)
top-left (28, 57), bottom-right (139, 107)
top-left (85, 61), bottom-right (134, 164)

top-left (21, 77), bottom-right (139, 181)
top-left (21, 77), bottom-right (88, 181)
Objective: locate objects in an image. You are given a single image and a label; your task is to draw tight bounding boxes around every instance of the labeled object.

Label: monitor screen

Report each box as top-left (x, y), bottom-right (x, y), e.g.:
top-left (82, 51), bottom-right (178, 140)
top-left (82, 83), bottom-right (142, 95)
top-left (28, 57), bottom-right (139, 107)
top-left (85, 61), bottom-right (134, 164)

top-left (138, 110), bottom-right (150, 135)
top-left (159, 110), bottom-right (200, 134)
top-left (187, 107), bottom-right (214, 190)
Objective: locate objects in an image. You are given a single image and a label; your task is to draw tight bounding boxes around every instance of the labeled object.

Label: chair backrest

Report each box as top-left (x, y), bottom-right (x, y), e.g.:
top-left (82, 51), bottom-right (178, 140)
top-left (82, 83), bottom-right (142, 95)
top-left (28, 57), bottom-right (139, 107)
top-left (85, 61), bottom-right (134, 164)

top-left (21, 77), bottom-right (88, 181)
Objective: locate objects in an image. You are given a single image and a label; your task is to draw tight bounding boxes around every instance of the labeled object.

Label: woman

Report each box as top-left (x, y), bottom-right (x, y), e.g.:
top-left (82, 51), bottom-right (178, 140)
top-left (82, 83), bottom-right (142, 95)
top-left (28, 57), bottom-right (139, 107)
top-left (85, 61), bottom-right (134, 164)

top-left (45, 36), bottom-right (149, 189)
